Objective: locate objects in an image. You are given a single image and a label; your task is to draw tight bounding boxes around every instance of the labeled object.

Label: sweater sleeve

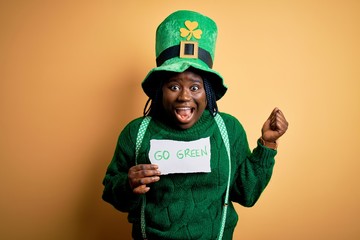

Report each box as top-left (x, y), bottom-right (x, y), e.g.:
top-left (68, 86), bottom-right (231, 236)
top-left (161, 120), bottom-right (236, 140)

top-left (226, 115), bottom-right (276, 207)
top-left (102, 120), bottom-right (142, 212)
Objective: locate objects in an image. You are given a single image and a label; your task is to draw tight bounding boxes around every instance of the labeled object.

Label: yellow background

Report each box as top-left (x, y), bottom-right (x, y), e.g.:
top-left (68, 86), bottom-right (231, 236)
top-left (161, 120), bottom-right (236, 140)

top-left (1, 1), bottom-right (360, 239)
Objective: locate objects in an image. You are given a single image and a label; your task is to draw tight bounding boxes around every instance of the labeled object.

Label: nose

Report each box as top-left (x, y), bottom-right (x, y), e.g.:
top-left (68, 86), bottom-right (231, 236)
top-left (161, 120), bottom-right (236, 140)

top-left (177, 88), bottom-right (191, 101)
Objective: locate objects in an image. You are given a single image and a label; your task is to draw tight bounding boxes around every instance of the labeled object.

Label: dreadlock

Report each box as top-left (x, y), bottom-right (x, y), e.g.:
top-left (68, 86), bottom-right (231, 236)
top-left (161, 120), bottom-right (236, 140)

top-left (143, 84), bottom-right (163, 116)
top-left (203, 78), bottom-right (218, 116)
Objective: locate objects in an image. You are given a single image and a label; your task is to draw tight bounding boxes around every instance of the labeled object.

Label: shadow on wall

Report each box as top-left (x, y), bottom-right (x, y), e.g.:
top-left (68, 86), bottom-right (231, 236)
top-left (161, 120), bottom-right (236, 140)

top-left (75, 69), bottom-right (146, 240)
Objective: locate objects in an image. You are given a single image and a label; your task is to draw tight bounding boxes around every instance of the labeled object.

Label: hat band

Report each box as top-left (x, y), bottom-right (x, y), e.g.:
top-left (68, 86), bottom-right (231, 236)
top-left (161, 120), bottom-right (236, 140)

top-left (156, 44), bottom-right (213, 68)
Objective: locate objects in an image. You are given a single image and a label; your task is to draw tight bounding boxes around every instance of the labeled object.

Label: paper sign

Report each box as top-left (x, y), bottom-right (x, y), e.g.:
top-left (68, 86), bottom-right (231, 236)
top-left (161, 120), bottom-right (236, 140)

top-left (149, 137), bottom-right (211, 175)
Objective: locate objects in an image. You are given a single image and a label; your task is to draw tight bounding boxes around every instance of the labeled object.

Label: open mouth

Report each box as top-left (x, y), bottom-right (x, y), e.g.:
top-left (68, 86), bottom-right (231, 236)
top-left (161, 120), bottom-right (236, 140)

top-left (175, 107), bottom-right (194, 121)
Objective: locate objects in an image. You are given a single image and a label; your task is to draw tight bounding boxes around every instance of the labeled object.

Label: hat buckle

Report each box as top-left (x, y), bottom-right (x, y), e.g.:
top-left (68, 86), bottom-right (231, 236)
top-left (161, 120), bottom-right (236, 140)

top-left (179, 41), bottom-right (199, 59)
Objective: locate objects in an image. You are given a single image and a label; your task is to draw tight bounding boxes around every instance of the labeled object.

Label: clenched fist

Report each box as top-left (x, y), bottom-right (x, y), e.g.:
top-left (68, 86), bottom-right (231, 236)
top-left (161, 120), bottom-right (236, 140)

top-left (261, 108), bottom-right (288, 143)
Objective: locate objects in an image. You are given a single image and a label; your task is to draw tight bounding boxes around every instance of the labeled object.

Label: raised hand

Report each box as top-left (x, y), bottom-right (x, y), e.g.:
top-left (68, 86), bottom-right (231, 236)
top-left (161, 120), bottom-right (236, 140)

top-left (261, 108), bottom-right (288, 143)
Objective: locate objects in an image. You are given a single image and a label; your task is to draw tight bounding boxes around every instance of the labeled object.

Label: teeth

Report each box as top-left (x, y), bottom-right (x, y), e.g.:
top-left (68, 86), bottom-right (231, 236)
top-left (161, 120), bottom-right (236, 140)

top-left (176, 107), bottom-right (192, 119)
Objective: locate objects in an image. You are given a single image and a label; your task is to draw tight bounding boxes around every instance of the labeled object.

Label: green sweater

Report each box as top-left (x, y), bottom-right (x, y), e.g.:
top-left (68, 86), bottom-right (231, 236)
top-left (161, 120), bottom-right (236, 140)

top-left (102, 111), bottom-right (276, 240)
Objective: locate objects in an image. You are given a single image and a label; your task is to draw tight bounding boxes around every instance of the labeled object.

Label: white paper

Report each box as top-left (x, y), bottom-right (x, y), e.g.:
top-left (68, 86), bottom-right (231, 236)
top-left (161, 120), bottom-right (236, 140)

top-left (149, 137), bottom-right (211, 175)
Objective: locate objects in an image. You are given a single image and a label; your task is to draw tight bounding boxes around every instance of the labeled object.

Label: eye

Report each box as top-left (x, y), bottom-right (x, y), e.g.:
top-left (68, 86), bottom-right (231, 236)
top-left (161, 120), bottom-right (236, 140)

top-left (169, 84), bottom-right (180, 91)
top-left (190, 85), bottom-right (200, 91)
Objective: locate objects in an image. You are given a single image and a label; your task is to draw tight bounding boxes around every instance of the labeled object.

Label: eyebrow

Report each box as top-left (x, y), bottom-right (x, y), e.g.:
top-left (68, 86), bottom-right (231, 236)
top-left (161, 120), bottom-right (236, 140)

top-left (166, 78), bottom-right (203, 83)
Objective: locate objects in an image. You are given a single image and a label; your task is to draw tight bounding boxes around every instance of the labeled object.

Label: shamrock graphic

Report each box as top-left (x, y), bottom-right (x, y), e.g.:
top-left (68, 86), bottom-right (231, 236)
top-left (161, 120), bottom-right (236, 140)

top-left (180, 20), bottom-right (202, 41)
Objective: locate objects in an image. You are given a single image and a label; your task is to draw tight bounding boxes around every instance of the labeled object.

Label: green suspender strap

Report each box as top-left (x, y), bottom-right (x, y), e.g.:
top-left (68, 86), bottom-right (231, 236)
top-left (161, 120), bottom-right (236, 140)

top-left (135, 114), bottom-right (232, 240)
top-left (135, 116), bottom-right (152, 240)
top-left (214, 113), bottom-right (232, 240)
top-left (135, 116), bottom-right (152, 162)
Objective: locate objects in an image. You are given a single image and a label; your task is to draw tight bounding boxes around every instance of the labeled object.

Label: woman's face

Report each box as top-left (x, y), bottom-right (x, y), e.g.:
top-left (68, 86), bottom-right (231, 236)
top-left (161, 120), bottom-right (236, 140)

top-left (162, 70), bottom-right (207, 129)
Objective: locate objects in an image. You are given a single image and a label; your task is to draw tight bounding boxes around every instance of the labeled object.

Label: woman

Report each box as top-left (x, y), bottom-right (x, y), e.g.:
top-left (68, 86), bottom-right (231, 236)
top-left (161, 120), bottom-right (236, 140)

top-left (102, 10), bottom-right (288, 240)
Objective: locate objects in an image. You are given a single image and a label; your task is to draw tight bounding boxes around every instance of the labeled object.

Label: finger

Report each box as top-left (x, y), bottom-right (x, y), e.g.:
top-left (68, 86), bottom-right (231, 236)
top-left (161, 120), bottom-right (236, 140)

top-left (271, 120), bottom-right (288, 138)
top-left (270, 117), bottom-right (284, 132)
top-left (129, 169), bottom-right (161, 179)
top-left (276, 108), bottom-right (288, 121)
top-left (129, 164), bottom-right (161, 178)
top-left (270, 108), bottom-right (286, 125)
top-left (270, 117), bottom-right (277, 131)
top-left (133, 176), bottom-right (160, 186)
top-left (128, 164), bottom-right (159, 189)
top-left (268, 108), bottom-right (281, 129)
top-left (275, 111), bottom-right (288, 129)
top-left (265, 117), bottom-right (286, 138)
top-left (139, 176), bottom-right (160, 185)
top-left (133, 185), bottom-right (150, 195)
top-left (268, 107), bottom-right (279, 119)
top-left (275, 110), bottom-right (286, 121)
top-left (275, 114), bottom-right (288, 127)
top-left (130, 175), bottom-right (160, 189)
top-left (132, 164), bottom-right (158, 172)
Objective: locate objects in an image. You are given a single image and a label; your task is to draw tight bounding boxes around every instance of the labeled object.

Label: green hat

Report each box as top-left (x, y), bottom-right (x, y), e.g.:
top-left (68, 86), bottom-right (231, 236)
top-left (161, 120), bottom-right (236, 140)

top-left (141, 10), bottom-right (227, 100)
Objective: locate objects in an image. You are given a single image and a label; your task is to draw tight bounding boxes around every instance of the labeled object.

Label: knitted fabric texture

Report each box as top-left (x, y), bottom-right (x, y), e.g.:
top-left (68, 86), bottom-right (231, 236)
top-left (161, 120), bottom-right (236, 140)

top-left (102, 111), bottom-right (276, 239)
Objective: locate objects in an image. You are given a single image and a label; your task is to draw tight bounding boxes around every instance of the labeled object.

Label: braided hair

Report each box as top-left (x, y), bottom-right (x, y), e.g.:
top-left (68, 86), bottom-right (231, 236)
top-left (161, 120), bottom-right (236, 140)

top-left (203, 78), bottom-right (218, 116)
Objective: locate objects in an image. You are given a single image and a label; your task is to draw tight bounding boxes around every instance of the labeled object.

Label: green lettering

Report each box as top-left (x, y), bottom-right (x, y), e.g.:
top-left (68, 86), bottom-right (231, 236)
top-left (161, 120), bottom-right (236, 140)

top-left (175, 145), bottom-right (209, 160)
top-left (176, 150), bottom-right (184, 159)
top-left (154, 150), bottom-right (170, 160)
top-left (184, 149), bottom-right (191, 158)
top-left (154, 151), bottom-right (162, 160)
top-left (201, 146), bottom-right (208, 156)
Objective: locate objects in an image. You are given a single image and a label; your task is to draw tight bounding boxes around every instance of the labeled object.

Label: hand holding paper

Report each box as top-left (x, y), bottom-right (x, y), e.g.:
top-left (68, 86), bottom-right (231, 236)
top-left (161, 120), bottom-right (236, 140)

top-left (128, 164), bottom-right (161, 194)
